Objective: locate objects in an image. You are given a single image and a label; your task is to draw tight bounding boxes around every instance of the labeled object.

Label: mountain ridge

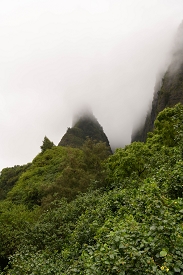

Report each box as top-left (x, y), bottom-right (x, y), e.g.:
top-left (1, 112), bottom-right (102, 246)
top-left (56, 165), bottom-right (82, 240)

top-left (132, 20), bottom-right (183, 142)
top-left (58, 111), bottom-right (112, 152)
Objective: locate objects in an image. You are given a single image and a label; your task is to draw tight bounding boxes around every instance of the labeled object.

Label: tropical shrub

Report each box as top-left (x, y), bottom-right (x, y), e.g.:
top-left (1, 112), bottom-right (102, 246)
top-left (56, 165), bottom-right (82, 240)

top-left (1, 105), bottom-right (183, 274)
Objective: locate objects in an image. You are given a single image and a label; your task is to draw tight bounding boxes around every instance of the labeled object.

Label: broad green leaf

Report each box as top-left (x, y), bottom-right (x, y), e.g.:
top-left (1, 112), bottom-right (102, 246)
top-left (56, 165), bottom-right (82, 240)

top-left (160, 250), bottom-right (167, 257)
top-left (174, 267), bottom-right (181, 272)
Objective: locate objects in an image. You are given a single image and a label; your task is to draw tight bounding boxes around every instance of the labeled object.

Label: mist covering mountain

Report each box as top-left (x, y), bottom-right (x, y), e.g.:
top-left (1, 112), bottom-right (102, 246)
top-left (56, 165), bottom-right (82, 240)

top-left (58, 110), bottom-right (112, 152)
top-left (132, 20), bottom-right (183, 142)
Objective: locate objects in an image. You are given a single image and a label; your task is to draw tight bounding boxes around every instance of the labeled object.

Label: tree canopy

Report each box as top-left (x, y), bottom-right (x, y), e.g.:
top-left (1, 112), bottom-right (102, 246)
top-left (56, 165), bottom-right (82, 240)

top-left (1, 104), bottom-right (183, 274)
top-left (40, 136), bottom-right (55, 153)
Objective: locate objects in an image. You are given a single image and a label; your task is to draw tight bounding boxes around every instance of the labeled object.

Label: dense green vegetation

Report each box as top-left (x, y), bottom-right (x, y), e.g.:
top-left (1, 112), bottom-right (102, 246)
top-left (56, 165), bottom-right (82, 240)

top-left (0, 163), bottom-right (31, 200)
top-left (40, 136), bottom-right (55, 153)
top-left (1, 104), bottom-right (183, 274)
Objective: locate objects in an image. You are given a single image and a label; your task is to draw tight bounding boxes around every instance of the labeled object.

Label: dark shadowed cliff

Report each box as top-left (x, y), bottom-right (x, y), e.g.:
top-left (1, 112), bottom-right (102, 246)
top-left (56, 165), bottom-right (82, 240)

top-left (132, 20), bottom-right (183, 142)
top-left (58, 112), bottom-right (112, 152)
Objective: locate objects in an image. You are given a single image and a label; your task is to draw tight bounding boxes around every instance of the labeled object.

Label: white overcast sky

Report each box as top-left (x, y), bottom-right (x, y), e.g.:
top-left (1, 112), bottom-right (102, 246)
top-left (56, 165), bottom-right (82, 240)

top-left (0, 0), bottom-right (183, 170)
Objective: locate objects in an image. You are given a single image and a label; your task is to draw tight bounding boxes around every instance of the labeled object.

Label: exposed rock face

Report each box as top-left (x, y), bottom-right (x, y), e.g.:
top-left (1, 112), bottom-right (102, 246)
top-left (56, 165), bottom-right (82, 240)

top-left (132, 20), bottom-right (183, 142)
top-left (58, 112), bottom-right (112, 151)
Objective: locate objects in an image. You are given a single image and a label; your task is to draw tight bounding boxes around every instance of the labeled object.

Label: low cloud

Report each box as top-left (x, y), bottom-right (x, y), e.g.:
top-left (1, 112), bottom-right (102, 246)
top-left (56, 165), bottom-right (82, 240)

top-left (168, 20), bottom-right (183, 74)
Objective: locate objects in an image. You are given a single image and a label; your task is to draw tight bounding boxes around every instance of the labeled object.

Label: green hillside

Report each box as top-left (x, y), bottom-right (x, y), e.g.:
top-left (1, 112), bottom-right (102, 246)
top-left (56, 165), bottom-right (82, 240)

top-left (1, 104), bottom-right (183, 274)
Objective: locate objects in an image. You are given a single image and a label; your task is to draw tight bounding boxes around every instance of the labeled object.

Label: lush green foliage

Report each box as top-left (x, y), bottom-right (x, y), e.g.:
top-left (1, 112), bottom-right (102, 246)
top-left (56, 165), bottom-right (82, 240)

top-left (1, 104), bottom-right (183, 274)
top-left (0, 163), bottom-right (31, 200)
top-left (5, 139), bottom-right (109, 208)
top-left (147, 103), bottom-right (183, 147)
top-left (0, 201), bottom-right (39, 270)
top-left (40, 136), bottom-right (55, 153)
